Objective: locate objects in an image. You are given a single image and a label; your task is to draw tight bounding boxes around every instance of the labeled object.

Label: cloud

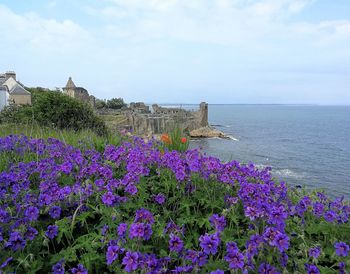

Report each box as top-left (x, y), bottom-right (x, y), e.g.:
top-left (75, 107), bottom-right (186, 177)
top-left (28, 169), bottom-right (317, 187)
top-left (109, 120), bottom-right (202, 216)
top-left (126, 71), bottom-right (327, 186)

top-left (85, 0), bottom-right (349, 49)
top-left (0, 1), bottom-right (349, 103)
top-left (0, 4), bottom-right (92, 54)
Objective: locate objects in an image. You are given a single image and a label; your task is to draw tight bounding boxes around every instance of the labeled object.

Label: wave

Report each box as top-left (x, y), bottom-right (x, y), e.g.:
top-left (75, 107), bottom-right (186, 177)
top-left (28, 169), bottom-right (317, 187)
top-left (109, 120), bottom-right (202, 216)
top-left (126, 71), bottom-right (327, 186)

top-left (226, 135), bottom-right (239, 141)
top-left (211, 124), bottom-right (232, 128)
top-left (255, 164), bottom-right (272, 170)
top-left (272, 169), bottom-right (304, 179)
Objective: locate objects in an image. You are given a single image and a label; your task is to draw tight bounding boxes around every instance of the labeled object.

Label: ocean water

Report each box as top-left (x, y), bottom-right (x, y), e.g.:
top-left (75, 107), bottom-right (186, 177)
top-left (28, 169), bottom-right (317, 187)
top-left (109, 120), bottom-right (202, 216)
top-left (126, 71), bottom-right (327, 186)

top-left (185, 105), bottom-right (350, 198)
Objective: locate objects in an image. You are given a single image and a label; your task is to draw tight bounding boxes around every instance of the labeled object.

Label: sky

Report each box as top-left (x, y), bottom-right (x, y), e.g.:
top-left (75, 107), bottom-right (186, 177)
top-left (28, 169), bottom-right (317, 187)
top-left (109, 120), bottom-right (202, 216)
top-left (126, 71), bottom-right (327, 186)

top-left (0, 0), bottom-right (349, 104)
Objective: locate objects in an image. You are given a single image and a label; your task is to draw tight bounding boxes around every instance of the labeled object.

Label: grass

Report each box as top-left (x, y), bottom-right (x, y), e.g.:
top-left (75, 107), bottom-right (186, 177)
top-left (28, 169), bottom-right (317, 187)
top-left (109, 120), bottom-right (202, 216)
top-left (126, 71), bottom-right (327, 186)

top-left (99, 114), bottom-right (129, 133)
top-left (0, 123), bottom-right (121, 148)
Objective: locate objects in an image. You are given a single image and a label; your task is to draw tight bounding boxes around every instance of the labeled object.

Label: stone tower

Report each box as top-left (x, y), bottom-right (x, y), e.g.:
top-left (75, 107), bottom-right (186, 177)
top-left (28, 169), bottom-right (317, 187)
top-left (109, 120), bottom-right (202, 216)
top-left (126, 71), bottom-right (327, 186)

top-left (199, 102), bottom-right (209, 127)
top-left (63, 77), bottom-right (76, 98)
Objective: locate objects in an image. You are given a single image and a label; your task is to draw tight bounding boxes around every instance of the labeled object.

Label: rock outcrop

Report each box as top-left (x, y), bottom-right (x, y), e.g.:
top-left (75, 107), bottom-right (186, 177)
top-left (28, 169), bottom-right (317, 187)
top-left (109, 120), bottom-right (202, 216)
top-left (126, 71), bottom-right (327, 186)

top-left (190, 126), bottom-right (228, 139)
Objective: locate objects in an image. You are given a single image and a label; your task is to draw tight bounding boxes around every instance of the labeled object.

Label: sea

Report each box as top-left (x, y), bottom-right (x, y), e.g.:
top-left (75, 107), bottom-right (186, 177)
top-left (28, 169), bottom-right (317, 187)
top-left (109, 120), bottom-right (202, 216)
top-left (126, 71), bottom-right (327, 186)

top-left (162, 104), bottom-right (350, 199)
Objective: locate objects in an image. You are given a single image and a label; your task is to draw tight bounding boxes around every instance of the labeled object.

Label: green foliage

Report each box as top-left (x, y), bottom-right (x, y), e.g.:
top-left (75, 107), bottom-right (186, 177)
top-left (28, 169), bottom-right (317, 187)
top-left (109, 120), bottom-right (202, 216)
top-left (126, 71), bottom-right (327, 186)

top-left (0, 89), bottom-right (108, 136)
top-left (160, 127), bottom-right (189, 152)
top-left (95, 99), bottom-right (107, 109)
top-left (106, 98), bottom-right (126, 110)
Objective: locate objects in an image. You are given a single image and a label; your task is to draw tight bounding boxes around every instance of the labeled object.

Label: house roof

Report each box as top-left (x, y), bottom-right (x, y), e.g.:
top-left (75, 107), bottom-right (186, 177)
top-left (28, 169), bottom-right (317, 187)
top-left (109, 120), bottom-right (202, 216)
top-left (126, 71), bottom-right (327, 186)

top-left (10, 84), bottom-right (31, 95)
top-left (65, 77), bottom-right (76, 89)
top-left (3, 77), bottom-right (18, 91)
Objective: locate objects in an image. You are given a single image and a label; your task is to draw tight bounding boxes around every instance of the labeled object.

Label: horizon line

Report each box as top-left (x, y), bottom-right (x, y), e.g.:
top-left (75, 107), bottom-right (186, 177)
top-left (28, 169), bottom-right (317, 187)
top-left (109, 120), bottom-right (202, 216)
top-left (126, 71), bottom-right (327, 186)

top-left (143, 103), bottom-right (350, 106)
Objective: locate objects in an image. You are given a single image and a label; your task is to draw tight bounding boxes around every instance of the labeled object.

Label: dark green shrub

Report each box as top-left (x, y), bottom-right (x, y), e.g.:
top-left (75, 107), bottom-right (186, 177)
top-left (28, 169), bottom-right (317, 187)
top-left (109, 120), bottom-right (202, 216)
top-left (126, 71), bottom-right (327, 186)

top-left (0, 90), bottom-right (108, 136)
top-left (106, 97), bottom-right (126, 109)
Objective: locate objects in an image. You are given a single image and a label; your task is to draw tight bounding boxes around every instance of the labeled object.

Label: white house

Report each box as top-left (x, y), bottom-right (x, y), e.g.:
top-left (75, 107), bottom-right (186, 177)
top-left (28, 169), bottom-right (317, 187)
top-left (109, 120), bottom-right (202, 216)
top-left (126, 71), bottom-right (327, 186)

top-left (0, 71), bottom-right (31, 111)
top-left (0, 74), bottom-right (10, 111)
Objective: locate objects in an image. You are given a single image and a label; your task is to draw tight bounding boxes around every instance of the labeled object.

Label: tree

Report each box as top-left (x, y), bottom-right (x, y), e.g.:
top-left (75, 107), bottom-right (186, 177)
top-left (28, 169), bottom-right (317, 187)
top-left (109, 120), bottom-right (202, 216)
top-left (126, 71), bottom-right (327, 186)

top-left (106, 98), bottom-right (126, 109)
top-left (95, 99), bottom-right (107, 109)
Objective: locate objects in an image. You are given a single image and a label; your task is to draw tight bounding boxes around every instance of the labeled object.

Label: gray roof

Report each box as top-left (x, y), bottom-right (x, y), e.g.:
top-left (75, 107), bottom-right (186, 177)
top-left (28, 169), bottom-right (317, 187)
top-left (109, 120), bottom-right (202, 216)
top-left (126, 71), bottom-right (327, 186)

top-left (10, 84), bottom-right (31, 95)
top-left (65, 77), bottom-right (76, 89)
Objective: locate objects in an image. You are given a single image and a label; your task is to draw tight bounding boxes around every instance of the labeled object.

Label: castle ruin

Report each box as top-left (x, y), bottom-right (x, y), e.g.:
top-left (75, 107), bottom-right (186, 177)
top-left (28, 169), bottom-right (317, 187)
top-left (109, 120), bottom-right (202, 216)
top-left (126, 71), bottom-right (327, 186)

top-left (122, 102), bottom-right (209, 136)
top-left (63, 77), bottom-right (95, 108)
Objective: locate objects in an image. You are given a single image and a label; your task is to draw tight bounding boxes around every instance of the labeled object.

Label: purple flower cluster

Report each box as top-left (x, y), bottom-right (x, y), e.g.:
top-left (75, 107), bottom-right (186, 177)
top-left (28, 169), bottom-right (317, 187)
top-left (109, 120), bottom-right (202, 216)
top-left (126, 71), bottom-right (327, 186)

top-left (199, 233), bottom-right (220, 255)
top-left (0, 134), bottom-right (349, 273)
top-left (335, 242), bottom-right (350, 257)
top-left (209, 214), bottom-right (226, 232)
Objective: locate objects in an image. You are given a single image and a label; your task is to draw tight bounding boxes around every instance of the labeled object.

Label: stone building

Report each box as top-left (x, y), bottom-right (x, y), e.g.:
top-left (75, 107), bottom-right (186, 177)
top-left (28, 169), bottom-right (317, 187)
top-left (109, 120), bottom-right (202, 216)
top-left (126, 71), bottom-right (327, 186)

top-left (63, 77), bottom-right (95, 108)
top-left (0, 71), bottom-right (31, 111)
top-left (123, 102), bottom-right (209, 135)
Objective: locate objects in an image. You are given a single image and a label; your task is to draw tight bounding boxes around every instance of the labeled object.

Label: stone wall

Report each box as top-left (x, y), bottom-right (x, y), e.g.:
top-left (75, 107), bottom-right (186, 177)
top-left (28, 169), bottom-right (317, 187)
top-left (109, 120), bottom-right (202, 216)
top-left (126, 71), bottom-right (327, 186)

top-left (9, 94), bottom-right (32, 105)
top-left (125, 102), bottom-right (209, 135)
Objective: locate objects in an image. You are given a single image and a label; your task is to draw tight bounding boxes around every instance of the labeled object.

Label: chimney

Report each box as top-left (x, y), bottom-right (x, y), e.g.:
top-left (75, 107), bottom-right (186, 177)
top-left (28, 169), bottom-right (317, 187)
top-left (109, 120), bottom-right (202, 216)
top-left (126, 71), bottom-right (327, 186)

top-left (5, 71), bottom-right (16, 81)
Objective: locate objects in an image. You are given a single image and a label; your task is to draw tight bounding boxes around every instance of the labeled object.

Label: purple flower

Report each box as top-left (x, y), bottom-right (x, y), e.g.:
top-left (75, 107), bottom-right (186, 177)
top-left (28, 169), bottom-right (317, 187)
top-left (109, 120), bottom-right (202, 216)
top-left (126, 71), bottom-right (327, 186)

top-left (269, 205), bottom-right (288, 226)
top-left (0, 209), bottom-right (9, 223)
top-left (338, 262), bottom-right (346, 274)
top-left (309, 247), bottom-right (321, 259)
top-left (226, 242), bottom-right (239, 253)
top-left (209, 214), bottom-right (226, 232)
top-left (305, 264), bottom-right (320, 274)
top-left (312, 202), bottom-right (324, 217)
top-left (272, 233), bottom-right (290, 252)
top-left (49, 206), bottom-right (61, 219)
top-left (135, 208), bottom-right (154, 224)
top-left (52, 260), bottom-right (65, 274)
top-left (211, 270), bottom-right (224, 274)
top-left (199, 233), bottom-right (220, 255)
top-left (129, 222), bottom-right (152, 240)
top-left (154, 193), bottom-right (166, 205)
top-left (117, 223), bottom-right (128, 237)
top-left (122, 251), bottom-right (139, 272)
top-left (25, 206), bottom-right (39, 221)
top-left (225, 196), bottom-right (239, 205)
top-left (5, 231), bottom-right (26, 251)
top-left (324, 210), bottom-right (337, 222)
top-left (46, 225), bottom-right (59, 239)
top-left (106, 245), bottom-right (119, 265)
top-left (25, 226), bottom-right (38, 241)
top-left (169, 234), bottom-right (184, 252)
top-left (129, 223), bottom-right (145, 239)
top-left (102, 191), bottom-right (116, 206)
top-left (258, 263), bottom-right (280, 274)
top-left (71, 264), bottom-right (88, 274)
top-left (225, 250), bottom-right (245, 270)
top-left (0, 257), bottom-right (13, 269)
top-left (173, 265), bottom-right (194, 273)
top-left (125, 184), bottom-right (138, 195)
top-left (101, 225), bottom-right (109, 236)
top-left (143, 223), bottom-right (153, 240)
top-left (334, 242), bottom-right (350, 257)
top-left (197, 251), bottom-right (208, 267)
top-left (280, 252), bottom-right (288, 268)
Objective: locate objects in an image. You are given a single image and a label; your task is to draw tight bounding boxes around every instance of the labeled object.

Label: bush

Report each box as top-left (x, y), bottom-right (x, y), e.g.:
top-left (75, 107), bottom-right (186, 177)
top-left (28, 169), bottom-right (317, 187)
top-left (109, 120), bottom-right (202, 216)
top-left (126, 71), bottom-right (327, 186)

top-left (95, 99), bottom-right (107, 109)
top-left (106, 98), bottom-right (126, 110)
top-left (0, 90), bottom-right (108, 136)
top-left (0, 134), bottom-right (349, 273)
